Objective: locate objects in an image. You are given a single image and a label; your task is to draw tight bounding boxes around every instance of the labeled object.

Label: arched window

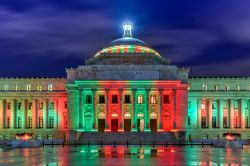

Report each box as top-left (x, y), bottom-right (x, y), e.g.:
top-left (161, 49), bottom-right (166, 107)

top-left (138, 95), bottom-right (143, 104)
top-left (150, 95), bottom-right (157, 104)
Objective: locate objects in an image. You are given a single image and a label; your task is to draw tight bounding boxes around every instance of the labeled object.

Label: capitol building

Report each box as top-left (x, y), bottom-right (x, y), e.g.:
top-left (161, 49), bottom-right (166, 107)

top-left (1, 23), bottom-right (250, 141)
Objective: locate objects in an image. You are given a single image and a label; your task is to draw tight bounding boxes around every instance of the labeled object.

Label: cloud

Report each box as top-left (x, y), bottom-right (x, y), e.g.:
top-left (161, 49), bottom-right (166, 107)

top-left (190, 57), bottom-right (250, 77)
top-left (0, 7), bottom-right (115, 58)
top-left (194, 0), bottom-right (250, 44)
top-left (141, 29), bottom-right (219, 63)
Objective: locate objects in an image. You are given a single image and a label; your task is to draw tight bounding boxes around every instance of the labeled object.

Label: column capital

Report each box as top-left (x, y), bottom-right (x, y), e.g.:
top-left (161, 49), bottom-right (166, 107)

top-left (159, 88), bottom-right (164, 94)
top-left (119, 88), bottom-right (123, 94)
top-left (145, 88), bottom-right (150, 93)
top-left (105, 88), bottom-right (110, 94)
top-left (132, 88), bottom-right (137, 93)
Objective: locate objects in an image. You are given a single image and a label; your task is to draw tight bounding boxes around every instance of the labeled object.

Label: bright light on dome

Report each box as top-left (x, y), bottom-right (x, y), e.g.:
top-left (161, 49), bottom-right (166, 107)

top-left (123, 23), bottom-right (132, 31)
top-left (123, 22), bottom-right (133, 37)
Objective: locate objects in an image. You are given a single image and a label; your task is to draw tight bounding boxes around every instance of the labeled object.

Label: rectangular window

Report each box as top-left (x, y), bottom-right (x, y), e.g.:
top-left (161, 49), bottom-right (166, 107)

top-left (26, 84), bottom-right (31, 91)
top-left (7, 102), bottom-right (11, 110)
top-left (48, 84), bottom-right (53, 91)
top-left (214, 85), bottom-right (219, 91)
top-left (223, 116), bottom-right (228, 128)
top-left (17, 116), bottom-right (22, 128)
top-left (49, 102), bottom-right (54, 110)
top-left (163, 95), bottom-right (170, 104)
top-left (64, 101), bottom-right (67, 108)
top-left (201, 102), bottom-right (205, 109)
top-left (63, 112), bottom-right (67, 126)
top-left (150, 95), bottom-right (157, 104)
top-left (39, 102), bottom-right (43, 109)
top-left (202, 84), bottom-right (207, 90)
top-left (234, 115), bottom-right (238, 128)
top-left (37, 85), bottom-right (42, 91)
top-left (49, 116), bottom-right (54, 128)
top-left (18, 102), bottom-right (22, 110)
top-left (188, 116), bottom-right (191, 126)
top-left (188, 101), bottom-right (191, 109)
top-left (111, 95), bottom-right (118, 104)
top-left (212, 116), bottom-right (216, 128)
top-left (99, 95), bottom-right (105, 104)
top-left (4, 85), bottom-right (9, 91)
top-left (201, 116), bottom-right (207, 128)
top-left (28, 102), bottom-right (32, 110)
top-left (15, 85), bottom-right (19, 91)
top-left (27, 116), bottom-right (32, 128)
top-left (6, 116), bottom-right (10, 128)
top-left (245, 116), bottom-right (249, 128)
top-left (39, 116), bottom-right (43, 128)
top-left (137, 95), bottom-right (143, 104)
top-left (124, 95), bottom-right (131, 104)
top-left (212, 102), bottom-right (216, 109)
top-left (237, 85), bottom-right (240, 91)
top-left (85, 95), bottom-right (92, 104)
top-left (225, 85), bottom-right (230, 91)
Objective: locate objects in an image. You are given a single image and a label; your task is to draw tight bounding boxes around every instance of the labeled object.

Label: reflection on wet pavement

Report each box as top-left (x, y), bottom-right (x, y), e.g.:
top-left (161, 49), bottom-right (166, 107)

top-left (0, 146), bottom-right (249, 165)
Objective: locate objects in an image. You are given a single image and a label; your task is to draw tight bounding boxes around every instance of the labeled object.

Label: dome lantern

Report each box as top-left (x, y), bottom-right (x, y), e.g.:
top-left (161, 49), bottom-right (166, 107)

top-left (123, 22), bottom-right (133, 38)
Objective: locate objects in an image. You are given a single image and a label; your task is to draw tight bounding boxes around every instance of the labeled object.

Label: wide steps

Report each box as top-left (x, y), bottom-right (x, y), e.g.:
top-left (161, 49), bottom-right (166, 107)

top-left (77, 132), bottom-right (177, 145)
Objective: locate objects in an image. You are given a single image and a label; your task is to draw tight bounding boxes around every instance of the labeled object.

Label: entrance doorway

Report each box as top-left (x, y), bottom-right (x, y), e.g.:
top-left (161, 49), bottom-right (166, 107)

top-left (137, 119), bottom-right (144, 132)
top-left (98, 119), bottom-right (105, 132)
top-left (150, 119), bottom-right (157, 132)
top-left (111, 119), bottom-right (118, 132)
top-left (124, 119), bottom-right (131, 131)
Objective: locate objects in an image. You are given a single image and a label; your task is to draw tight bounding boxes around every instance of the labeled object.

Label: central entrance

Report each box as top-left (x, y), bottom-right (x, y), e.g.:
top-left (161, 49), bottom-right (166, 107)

top-left (150, 119), bottom-right (157, 132)
top-left (137, 119), bottom-right (144, 132)
top-left (124, 119), bottom-right (131, 131)
top-left (98, 119), bottom-right (105, 132)
top-left (111, 119), bottom-right (118, 132)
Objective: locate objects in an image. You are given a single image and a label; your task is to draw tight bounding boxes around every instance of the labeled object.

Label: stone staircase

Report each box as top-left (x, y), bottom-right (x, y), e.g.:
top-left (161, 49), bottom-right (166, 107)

top-left (77, 132), bottom-right (177, 145)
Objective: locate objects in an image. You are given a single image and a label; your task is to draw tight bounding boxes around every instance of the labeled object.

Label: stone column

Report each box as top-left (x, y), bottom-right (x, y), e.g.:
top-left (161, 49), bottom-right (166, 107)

top-left (219, 99), bottom-right (224, 129)
top-left (54, 99), bottom-right (59, 129)
top-left (23, 99), bottom-right (27, 129)
top-left (230, 99), bottom-right (234, 129)
top-left (197, 98), bottom-right (201, 129)
top-left (145, 88), bottom-right (150, 131)
top-left (238, 99), bottom-right (241, 128)
top-left (241, 99), bottom-right (245, 129)
top-left (119, 89), bottom-right (123, 130)
top-left (92, 89), bottom-right (97, 131)
top-left (67, 90), bottom-right (80, 130)
top-left (10, 99), bottom-right (16, 128)
top-left (0, 99), bottom-right (3, 129)
top-left (173, 89), bottom-right (177, 129)
top-left (32, 99), bottom-right (37, 128)
top-left (158, 89), bottom-right (163, 130)
top-left (208, 99), bottom-right (213, 129)
top-left (43, 99), bottom-right (48, 129)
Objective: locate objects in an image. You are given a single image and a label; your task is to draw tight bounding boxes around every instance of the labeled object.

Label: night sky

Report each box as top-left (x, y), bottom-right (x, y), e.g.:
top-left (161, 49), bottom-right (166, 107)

top-left (1, 0), bottom-right (250, 77)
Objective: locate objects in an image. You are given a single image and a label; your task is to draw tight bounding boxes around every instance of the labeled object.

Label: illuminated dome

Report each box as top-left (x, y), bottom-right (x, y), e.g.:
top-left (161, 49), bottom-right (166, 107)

top-left (94, 22), bottom-right (160, 57)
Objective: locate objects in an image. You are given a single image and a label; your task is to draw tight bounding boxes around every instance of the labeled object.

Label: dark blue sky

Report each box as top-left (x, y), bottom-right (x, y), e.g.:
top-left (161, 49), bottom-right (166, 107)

top-left (1, 0), bottom-right (250, 77)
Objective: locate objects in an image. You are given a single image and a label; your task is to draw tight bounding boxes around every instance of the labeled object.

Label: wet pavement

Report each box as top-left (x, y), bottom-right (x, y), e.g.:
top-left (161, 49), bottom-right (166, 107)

top-left (0, 145), bottom-right (249, 165)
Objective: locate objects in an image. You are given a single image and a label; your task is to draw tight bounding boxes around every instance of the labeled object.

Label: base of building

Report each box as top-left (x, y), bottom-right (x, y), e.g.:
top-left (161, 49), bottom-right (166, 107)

top-left (187, 129), bottom-right (250, 141)
top-left (67, 131), bottom-right (182, 145)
